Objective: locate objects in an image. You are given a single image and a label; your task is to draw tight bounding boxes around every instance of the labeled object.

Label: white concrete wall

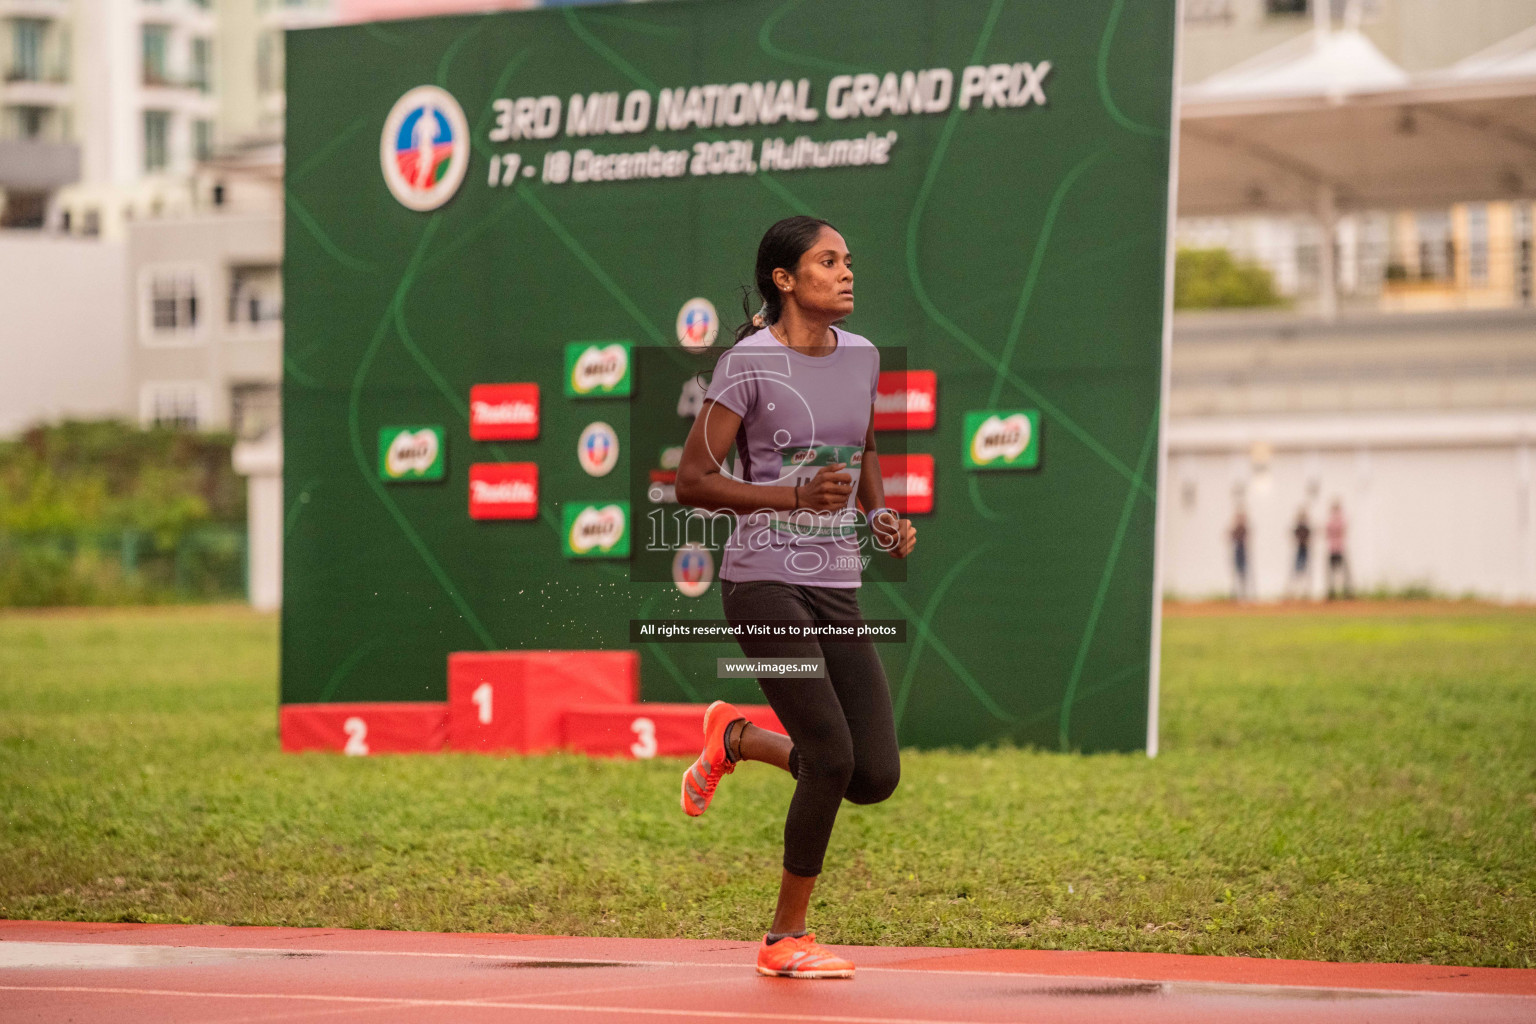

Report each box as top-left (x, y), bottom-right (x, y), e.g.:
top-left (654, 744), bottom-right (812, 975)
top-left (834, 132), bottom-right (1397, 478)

top-left (1163, 412), bottom-right (1536, 601)
top-left (0, 233), bottom-right (131, 435)
top-left (233, 434), bottom-right (281, 611)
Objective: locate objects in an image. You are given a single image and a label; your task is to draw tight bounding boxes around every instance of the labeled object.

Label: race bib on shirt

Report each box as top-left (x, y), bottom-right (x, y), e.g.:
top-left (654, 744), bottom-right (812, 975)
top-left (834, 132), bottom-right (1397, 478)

top-left (770, 445), bottom-right (863, 538)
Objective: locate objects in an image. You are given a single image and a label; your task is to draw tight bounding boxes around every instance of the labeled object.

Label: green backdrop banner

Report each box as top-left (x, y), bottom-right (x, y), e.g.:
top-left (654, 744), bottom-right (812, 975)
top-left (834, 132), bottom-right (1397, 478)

top-left (283, 0), bottom-right (1176, 752)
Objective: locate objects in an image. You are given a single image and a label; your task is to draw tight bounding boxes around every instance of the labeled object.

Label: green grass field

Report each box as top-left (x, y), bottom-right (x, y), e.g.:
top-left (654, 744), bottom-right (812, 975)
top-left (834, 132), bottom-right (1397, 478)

top-left (1, 605), bottom-right (1532, 967)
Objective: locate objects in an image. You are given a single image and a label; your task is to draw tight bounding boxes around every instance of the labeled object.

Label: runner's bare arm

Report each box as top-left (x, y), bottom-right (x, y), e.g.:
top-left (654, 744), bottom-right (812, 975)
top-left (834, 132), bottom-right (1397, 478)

top-left (858, 420), bottom-right (916, 558)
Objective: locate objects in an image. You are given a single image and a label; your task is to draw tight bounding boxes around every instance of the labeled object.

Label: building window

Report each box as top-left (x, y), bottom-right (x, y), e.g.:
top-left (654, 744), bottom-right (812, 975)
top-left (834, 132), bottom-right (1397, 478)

top-left (1185, 0), bottom-right (1233, 24)
top-left (10, 18), bottom-right (44, 81)
top-left (0, 190), bottom-right (46, 229)
top-left (1266, 0), bottom-right (1379, 19)
top-left (3, 105), bottom-right (51, 141)
top-left (194, 119), bottom-right (213, 161)
top-left (231, 384), bottom-right (280, 441)
top-left (17, 105), bottom-right (47, 139)
top-left (190, 37), bottom-right (211, 93)
top-left (142, 25), bottom-right (169, 86)
top-left (1466, 204), bottom-right (1489, 287)
top-left (144, 385), bottom-right (203, 430)
top-left (1416, 211), bottom-right (1452, 281)
top-left (257, 32), bottom-right (281, 94)
top-left (229, 265), bottom-right (283, 326)
top-left (144, 110), bottom-right (170, 171)
top-left (1516, 204), bottom-right (1533, 306)
top-left (148, 271), bottom-right (199, 334)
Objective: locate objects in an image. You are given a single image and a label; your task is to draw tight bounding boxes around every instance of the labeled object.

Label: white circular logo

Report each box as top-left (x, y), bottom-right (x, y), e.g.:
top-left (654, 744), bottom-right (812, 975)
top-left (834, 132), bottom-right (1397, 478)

top-left (676, 298), bottom-right (719, 350)
top-left (672, 544), bottom-right (713, 598)
top-left (578, 421), bottom-right (619, 478)
top-left (380, 86), bottom-right (470, 212)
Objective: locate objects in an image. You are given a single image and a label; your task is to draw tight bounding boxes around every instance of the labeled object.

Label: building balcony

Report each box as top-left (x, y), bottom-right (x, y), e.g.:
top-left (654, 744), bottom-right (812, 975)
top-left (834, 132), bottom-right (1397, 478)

top-left (0, 137), bottom-right (78, 190)
top-left (260, 0), bottom-right (335, 32)
top-left (0, 0), bottom-right (71, 18)
top-left (137, 0), bottom-right (216, 33)
top-left (141, 71), bottom-right (212, 95)
top-left (0, 75), bottom-right (70, 108)
top-left (140, 81), bottom-right (219, 117)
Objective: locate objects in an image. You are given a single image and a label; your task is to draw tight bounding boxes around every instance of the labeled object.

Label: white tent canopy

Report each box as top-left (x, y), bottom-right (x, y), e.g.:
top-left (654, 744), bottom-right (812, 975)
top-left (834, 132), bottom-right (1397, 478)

top-left (1444, 23), bottom-right (1536, 83)
top-left (1176, 21), bottom-right (1536, 318)
top-left (1179, 27), bottom-right (1536, 217)
top-left (1184, 27), bottom-right (1410, 105)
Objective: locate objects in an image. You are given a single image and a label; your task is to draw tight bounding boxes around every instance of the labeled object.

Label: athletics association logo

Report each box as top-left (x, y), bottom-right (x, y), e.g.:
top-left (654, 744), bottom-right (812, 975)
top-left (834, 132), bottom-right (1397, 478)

top-left (873, 370), bottom-right (938, 431)
top-left (672, 544), bottom-right (713, 597)
top-left (380, 85), bottom-right (470, 211)
top-left (578, 421), bottom-right (619, 477)
top-left (676, 298), bottom-right (719, 350)
top-left (963, 410), bottom-right (1040, 470)
top-left (468, 463), bottom-right (539, 520)
top-left (469, 383), bottom-right (539, 441)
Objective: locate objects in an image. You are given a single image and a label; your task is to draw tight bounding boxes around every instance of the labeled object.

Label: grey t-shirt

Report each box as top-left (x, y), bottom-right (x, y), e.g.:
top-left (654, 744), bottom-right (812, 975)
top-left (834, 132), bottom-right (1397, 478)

top-left (702, 326), bottom-right (880, 588)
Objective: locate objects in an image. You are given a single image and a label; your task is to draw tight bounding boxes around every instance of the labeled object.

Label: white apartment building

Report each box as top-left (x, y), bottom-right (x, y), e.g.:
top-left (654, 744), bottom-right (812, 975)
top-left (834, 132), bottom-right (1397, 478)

top-left (1, 0), bottom-right (80, 227)
top-left (0, 0), bottom-right (220, 233)
top-left (0, 0), bottom-right (330, 237)
top-left (1, 0), bottom-right (330, 436)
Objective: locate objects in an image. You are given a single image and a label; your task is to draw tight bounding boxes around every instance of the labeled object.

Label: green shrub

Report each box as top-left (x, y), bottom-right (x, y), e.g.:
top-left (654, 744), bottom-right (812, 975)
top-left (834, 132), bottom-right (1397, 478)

top-left (1174, 247), bottom-right (1284, 309)
top-left (0, 421), bottom-right (246, 606)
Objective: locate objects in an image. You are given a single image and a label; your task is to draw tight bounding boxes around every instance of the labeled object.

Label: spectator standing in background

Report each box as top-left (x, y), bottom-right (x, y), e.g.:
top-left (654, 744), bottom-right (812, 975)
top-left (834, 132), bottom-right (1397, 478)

top-left (1326, 500), bottom-right (1352, 600)
top-left (1288, 509), bottom-right (1312, 600)
top-left (1230, 509), bottom-right (1251, 601)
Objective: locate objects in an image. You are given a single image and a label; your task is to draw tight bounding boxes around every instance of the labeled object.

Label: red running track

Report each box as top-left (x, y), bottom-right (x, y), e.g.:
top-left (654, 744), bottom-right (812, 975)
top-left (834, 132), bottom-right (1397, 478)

top-left (2, 921), bottom-right (1533, 1024)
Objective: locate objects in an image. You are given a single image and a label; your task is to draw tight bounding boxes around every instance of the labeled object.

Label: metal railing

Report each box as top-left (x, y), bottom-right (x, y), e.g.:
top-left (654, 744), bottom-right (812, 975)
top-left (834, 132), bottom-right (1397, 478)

top-left (1174, 229), bottom-right (1536, 312)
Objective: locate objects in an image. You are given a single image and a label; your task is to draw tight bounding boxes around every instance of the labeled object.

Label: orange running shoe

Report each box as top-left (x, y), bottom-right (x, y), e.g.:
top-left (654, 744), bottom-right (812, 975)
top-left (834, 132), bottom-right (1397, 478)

top-left (680, 700), bottom-right (741, 817)
top-left (755, 933), bottom-right (855, 979)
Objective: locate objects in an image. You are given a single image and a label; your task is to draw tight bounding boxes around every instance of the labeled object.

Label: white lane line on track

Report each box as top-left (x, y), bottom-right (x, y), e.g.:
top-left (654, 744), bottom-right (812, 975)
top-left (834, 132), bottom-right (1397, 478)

top-left (2, 942), bottom-right (1527, 1000)
top-left (208, 978), bottom-right (734, 1024)
top-left (0, 984), bottom-right (1026, 1024)
top-left (209, 1002), bottom-right (384, 1024)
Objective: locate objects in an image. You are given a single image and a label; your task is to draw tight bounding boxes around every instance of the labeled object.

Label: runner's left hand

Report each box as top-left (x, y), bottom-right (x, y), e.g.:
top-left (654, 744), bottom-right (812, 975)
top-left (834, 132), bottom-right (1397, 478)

top-left (872, 511), bottom-right (916, 558)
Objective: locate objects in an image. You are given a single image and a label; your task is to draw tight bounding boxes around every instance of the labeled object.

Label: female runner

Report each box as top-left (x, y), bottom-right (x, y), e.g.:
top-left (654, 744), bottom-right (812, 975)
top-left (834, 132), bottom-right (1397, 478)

top-left (674, 216), bottom-right (917, 979)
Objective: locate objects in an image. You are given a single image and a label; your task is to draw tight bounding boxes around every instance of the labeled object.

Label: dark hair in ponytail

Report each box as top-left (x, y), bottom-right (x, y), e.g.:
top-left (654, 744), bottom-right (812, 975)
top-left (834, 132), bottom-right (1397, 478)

top-left (733, 216), bottom-right (837, 343)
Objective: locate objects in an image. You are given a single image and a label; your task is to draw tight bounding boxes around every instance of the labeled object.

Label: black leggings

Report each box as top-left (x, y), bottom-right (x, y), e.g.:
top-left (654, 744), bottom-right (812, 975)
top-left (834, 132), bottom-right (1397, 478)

top-left (721, 579), bottom-right (901, 877)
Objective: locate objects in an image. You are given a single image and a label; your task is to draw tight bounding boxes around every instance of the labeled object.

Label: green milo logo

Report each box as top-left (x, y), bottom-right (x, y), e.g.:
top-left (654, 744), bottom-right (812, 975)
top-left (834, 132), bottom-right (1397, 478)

top-left (783, 445), bottom-right (862, 469)
top-left (378, 426), bottom-right (445, 481)
top-left (564, 341), bottom-right (633, 397)
top-left (963, 411), bottom-right (1040, 470)
top-left (562, 502), bottom-right (630, 558)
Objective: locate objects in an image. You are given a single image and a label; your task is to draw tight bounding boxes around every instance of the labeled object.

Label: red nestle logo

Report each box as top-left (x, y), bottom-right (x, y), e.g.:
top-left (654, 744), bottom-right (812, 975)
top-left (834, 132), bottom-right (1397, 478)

top-left (879, 454), bottom-right (934, 515)
top-left (469, 384), bottom-right (539, 441)
top-left (469, 463), bottom-right (539, 520)
top-left (873, 371), bottom-right (937, 431)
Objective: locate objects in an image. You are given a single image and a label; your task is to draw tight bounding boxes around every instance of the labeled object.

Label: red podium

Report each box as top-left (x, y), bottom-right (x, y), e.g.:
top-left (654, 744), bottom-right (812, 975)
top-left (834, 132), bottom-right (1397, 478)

top-left (562, 703), bottom-right (785, 759)
top-left (447, 650), bottom-right (639, 753)
top-left (280, 702), bottom-right (447, 754)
